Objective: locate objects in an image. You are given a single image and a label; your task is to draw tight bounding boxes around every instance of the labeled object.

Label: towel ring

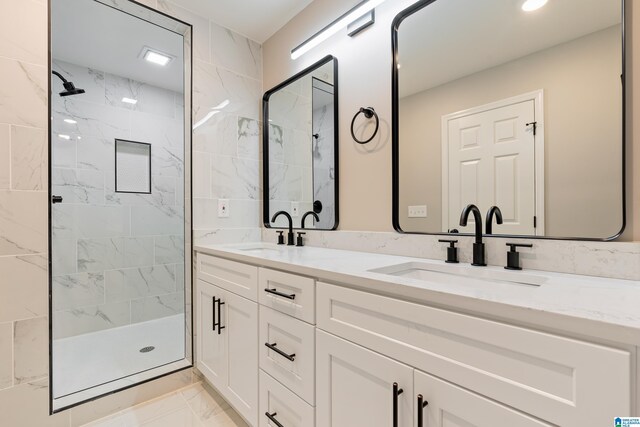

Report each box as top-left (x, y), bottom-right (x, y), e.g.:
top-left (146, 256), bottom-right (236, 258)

top-left (351, 107), bottom-right (379, 144)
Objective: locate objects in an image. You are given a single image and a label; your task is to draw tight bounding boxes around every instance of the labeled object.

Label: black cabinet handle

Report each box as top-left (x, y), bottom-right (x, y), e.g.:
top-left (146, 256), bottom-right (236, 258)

top-left (265, 342), bottom-right (296, 361)
top-left (393, 382), bottom-right (404, 427)
top-left (212, 296), bottom-right (217, 331)
top-left (417, 394), bottom-right (429, 427)
top-left (217, 298), bottom-right (225, 335)
top-left (265, 412), bottom-right (285, 427)
top-left (264, 288), bottom-right (296, 300)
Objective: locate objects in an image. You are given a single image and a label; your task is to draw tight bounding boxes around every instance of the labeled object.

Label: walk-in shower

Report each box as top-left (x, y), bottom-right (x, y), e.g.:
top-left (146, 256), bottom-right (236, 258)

top-left (49, 0), bottom-right (192, 412)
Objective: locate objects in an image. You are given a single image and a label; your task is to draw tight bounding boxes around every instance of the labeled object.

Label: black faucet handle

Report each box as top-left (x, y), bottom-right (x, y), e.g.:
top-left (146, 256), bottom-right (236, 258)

top-left (438, 239), bottom-right (459, 263)
top-left (505, 243), bottom-right (533, 270)
top-left (276, 231), bottom-right (285, 245)
top-left (296, 232), bottom-right (306, 247)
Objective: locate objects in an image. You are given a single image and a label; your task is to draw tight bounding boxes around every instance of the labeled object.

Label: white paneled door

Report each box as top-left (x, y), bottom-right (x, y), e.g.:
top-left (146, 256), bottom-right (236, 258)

top-left (442, 92), bottom-right (543, 235)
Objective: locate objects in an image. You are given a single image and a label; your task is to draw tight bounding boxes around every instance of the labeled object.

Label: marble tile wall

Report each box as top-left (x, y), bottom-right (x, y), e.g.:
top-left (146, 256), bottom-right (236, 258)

top-left (50, 59), bottom-right (185, 339)
top-left (0, 0), bottom-right (254, 425)
top-left (154, 0), bottom-right (264, 246)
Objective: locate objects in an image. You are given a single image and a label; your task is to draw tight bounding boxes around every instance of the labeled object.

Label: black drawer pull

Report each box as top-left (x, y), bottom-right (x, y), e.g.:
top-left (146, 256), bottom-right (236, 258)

top-left (264, 288), bottom-right (296, 300)
top-left (265, 412), bottom-right (285, 427)
top-left (393, 382), bottom-right (403, 427)
top-left (417, 394), bottom-right (429, 427)
top-left (265, 342), bottom-right (296, 361)
top-left (217, 298), bottom-right (225, 335)
top-left (212, 296), bottom-right (216, 331)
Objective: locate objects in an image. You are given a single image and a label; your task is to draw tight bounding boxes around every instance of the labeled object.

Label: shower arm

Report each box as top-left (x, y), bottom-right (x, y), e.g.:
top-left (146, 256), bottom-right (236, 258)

top-left (52, 70), bottom-right (69, 84)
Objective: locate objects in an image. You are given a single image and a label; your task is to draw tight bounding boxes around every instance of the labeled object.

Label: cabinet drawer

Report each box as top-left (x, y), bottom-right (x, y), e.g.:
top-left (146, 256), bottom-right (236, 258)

top-left (260, 306), bottom-right (315, 404)
top-left (197, 253), bottom-right (258, 301)
top-left (259, 370), bottom-right (314, 427)
top-left (317, 282), bottom-right (631, 426)
top-left (259, 268), bottom-right (315, 324)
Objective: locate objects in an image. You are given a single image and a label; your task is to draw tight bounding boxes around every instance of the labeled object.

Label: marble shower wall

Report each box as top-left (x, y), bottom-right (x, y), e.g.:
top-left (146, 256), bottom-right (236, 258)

top-left (268, 75), bottom-right (314, 228)
top-left (154, 0), bottom-right (264, 245)
top-left (50, 60), bottom-right (185, 339)
top-left (312, 79), bottom-right (336, 229)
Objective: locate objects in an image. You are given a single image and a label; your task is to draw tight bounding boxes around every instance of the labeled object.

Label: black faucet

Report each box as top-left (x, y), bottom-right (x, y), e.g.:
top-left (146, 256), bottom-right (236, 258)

top-left (459, 204), bottom-right (486, 266)
top-left (485, 206), bottom-right (503, 235)
top-left (271, 211), bottom-right (294, 246)
top-left (301, 211), bottom-right (319, 229)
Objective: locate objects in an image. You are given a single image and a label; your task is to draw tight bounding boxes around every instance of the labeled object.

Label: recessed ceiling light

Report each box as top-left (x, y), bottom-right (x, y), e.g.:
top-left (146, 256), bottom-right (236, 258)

top-left (58, 134), bottom-right (71, 140)
top-left (522, 0), bottom-right (548, 12)
top-left (122, 97), bottom-right (138, 105)
top-left (141, 47), bottom-right (174, 67)
top-left (64, 118), bottom-right (77, 124)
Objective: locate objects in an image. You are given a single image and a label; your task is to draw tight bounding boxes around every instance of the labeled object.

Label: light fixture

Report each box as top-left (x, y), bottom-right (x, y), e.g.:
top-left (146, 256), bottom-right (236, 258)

top-left (58, 134), bottom-right (71, 140)
top-left (64, 118), bottom-right (77, 124)
top-left (192, 100), bottom-right (230, 130)
top-left (291, 0), bottom-right (386, 60)
top-left (522, 0), bottom-right (548, 12)
top-left (140, 47), bottom-right (174, 67)
top-left (122, 97), bottom-right (138, 105)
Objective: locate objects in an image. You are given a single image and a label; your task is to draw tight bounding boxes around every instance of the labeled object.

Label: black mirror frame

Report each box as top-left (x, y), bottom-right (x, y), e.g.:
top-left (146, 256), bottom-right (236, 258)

top-left (262, 55), bottom-right (340, 231)
top-left (391, 0), bottom-right (626, 241)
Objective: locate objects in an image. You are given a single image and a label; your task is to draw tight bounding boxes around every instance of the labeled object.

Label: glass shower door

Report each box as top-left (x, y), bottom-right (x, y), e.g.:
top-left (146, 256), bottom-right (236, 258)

top-left (49, 0), bottom-right (192, 412)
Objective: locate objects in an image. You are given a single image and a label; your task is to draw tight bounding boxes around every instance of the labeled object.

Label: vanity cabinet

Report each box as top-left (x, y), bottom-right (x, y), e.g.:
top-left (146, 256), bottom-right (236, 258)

top-left (195, 250), bottom-right (636, 427)
top-left (196, 254), bottom-right (259, 426)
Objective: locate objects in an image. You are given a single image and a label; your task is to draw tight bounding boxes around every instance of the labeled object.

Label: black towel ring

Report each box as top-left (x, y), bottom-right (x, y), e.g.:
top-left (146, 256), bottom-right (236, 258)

top-left (350, 107), bottom-right (379, 144)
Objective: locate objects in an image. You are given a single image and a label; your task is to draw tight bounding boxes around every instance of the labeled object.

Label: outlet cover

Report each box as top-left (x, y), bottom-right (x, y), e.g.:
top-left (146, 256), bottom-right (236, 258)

top-left (291, 202), bottom-right (300, 217)
top-left (218, 199), bottom-right (230, 218)
top-left (408, 205), bottom-right (427, 218)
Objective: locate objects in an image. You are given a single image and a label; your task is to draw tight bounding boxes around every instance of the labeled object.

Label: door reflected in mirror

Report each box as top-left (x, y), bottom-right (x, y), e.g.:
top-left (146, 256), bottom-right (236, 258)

top-left (263, 56), bottom-right (339, 230)
top-left (393, 0), bottom-right (624, 240)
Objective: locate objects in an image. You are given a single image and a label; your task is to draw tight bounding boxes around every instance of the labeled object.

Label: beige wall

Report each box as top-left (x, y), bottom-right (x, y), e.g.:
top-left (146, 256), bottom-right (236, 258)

top-left (263, 0), bottom-right (639, 241)
top-left (398, 26), bottom-right (622, 238)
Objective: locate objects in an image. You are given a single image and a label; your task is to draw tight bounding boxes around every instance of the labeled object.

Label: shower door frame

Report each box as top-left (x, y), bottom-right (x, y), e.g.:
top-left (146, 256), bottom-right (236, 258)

top-left (47, 0), bottom-right (194, 414)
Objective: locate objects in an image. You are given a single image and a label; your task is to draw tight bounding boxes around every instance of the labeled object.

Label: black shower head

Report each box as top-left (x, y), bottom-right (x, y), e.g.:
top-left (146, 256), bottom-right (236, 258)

top-left (60, 81), bottom-right (85, 97)
top-left (52, 70), bottom-right (85, 97)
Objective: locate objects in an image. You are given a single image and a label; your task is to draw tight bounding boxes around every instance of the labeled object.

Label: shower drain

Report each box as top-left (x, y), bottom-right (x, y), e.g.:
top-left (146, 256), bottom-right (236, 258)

top-left (139, 346), bottom-right (155, 353)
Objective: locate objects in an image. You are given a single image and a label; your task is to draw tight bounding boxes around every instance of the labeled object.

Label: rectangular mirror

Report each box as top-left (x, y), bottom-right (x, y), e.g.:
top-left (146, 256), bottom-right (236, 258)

top-left (392, 0), bottom-right (624, 240)
top-left (263, 55), bottom-right (339, 230)
top-left (50, 0), bottom-right (192, 412)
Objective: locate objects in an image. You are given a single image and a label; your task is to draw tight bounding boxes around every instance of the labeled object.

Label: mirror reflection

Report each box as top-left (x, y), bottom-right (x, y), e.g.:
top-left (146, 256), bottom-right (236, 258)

top-left (264, 56), bottom-right (338, 230)
top-left (395, 0), bottom-right (623, 239)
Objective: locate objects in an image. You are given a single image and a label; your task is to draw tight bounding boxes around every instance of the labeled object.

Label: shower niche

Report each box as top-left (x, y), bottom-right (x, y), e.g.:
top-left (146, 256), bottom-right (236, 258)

top-left (49, 0), bottom-right (192, 412)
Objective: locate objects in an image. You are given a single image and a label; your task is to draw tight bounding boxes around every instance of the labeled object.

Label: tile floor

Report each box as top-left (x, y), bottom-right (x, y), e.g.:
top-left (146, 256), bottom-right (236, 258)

top-left (81, 382), bottom-right (248, 427)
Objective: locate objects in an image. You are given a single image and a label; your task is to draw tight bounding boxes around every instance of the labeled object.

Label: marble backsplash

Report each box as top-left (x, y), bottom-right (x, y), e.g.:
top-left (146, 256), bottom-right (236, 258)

top-left (261, 228), bottom-right (640, 281)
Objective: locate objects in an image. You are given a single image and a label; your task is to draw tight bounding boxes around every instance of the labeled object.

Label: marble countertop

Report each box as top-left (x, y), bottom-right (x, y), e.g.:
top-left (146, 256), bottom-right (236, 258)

top-left (194, 243), bottom-right (640, 346)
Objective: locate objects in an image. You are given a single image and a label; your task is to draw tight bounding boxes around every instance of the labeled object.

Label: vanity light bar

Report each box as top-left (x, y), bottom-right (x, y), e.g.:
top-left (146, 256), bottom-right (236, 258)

top-left (291, 0), bottom-right (385, 60)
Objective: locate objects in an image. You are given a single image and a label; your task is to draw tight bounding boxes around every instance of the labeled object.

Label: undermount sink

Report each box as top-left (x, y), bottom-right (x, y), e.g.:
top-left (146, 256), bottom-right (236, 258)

top-left (236, 244), bottom-right (282, 253)
top-left (370, 262), bottom-right (546, 287)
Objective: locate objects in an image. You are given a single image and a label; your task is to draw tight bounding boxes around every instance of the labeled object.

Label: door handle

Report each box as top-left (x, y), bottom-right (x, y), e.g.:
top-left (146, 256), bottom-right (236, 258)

top-left (264, 342), bottom-right (296, 361)
top-left (393, 382), bottom-right (403, 427)
top-left (264, 288), bottom-right (296, 300)
top-left (417, 394), bottom-right (429, 427)
top-left (217, 298), bottom-right (225, 335)
top-left (265, 412), bottom-right (285, 427)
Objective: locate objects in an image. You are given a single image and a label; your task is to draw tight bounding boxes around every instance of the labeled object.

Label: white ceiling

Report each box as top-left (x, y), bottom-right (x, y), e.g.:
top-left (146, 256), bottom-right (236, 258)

top-left (52, 0), bottom-right (185, 92)
top-left (398, 0), bottom-right (621, 98)
top-left (168, 0), bottom-right (314, 43)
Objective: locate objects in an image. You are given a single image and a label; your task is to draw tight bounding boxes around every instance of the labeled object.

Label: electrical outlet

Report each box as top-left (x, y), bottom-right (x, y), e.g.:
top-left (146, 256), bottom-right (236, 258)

top-left (408, 205), bottom-right (427, 218)
top-left (218, 199), bottom-right (230, 218)
top-left (291, 202), bottom-right (300, 217)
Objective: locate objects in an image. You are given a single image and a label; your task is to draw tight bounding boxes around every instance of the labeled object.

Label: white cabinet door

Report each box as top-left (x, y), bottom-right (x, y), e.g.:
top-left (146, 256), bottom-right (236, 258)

top-left (224, 289), bottom-right (259, 426)
top-left (414, 370), bottom-right (553, 427)
top-left (196, 279), bottom-right (258, 426)
top-left (196, 280), bottom-right (226, 390)
top-left (316, 330), bottom-right (413, 427)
